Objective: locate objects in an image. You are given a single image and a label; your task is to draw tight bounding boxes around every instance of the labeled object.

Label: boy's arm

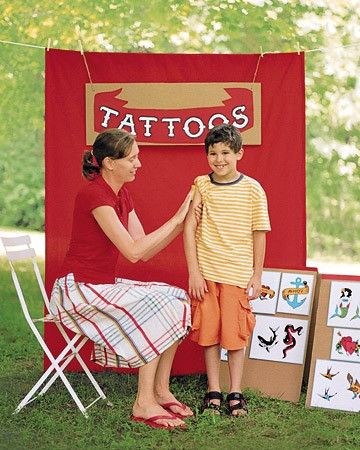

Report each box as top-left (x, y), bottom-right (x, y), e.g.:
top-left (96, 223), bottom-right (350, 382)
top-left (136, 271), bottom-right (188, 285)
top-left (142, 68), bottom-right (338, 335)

top-left (247, 230), bottom-right (267, 300)
top-left (183, 187), bottom-right (208, 300)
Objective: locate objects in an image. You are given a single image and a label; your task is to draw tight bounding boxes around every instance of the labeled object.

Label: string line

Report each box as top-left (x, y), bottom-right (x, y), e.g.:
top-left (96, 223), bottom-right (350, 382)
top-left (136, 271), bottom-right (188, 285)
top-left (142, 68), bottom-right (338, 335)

top-left (78, 39), bottom-right (94, 88)
top-left (252, 54), bottom-right (262, 83)
top-left (1, 38), bottom-right (360, 54)
top-left (0, 39), bottom-right (46, 49)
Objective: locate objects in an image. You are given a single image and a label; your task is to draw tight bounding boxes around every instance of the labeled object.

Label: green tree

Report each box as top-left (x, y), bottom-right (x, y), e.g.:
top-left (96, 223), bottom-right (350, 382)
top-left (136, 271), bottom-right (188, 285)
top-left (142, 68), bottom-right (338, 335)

top-left (0, 0), bottom-right (359, 259)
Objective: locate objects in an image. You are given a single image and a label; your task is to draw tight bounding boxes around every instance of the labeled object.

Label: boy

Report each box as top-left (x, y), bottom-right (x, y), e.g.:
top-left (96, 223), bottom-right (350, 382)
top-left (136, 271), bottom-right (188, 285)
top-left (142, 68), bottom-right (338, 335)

top-left (184, 123), bottom-right (271, 416)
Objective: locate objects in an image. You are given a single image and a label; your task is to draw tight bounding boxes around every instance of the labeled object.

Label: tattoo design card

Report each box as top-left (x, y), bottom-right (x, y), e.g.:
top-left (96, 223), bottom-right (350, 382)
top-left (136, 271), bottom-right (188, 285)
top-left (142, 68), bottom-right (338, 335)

top-left (330, 328), bottom-right (360, 363)
top-left (276, 272), bottom-right (314, 316)
top-left (220, 348), bottom-right (228, 362)
top-left (310, 359), bottom-right (360, 412)
top-left (250, 271), bottom-right (281, 315)
top-left (249, 314), bottom-right (308, 365)
top-left (327, 281), bottom-right (360, 328)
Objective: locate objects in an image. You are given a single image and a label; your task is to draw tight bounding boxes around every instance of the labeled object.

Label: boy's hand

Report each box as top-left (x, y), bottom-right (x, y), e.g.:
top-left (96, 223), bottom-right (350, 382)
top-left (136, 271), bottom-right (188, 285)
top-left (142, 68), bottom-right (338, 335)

top-left (189, 272), bottom-right (208, 300)
top-left (247, 275), bottom-right (262, 300)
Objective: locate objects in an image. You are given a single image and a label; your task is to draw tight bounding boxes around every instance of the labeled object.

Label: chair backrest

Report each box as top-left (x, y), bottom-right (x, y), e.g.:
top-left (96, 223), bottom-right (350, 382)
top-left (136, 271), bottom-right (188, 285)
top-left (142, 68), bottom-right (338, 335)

top-left (1, 235), bottom-right (50, 319)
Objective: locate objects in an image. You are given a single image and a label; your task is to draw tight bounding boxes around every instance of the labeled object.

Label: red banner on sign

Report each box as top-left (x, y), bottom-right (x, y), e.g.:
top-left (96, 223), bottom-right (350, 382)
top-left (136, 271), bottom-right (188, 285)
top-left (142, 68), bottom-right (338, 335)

top-left (86, 82), bottom-right (261, 145)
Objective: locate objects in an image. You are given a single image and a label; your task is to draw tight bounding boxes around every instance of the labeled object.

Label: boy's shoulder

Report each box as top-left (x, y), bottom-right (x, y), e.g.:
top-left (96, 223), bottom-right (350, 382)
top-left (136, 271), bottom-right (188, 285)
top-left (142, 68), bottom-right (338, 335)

top-left (194, 174), bottom-right (210, 182)
top-left (194, 174), bottom-right (211, 188)
top-left (241, 174), bottom-right (262, 187)
top-left (242, 175), bottom-right (268, 199)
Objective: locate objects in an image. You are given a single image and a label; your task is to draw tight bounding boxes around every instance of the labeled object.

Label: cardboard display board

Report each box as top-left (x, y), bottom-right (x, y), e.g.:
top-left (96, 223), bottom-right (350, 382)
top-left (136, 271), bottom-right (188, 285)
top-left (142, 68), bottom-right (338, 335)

top-left (220, 268), bottom-right (318, 402)
top-left (306, 275), bottom-right (360, 412)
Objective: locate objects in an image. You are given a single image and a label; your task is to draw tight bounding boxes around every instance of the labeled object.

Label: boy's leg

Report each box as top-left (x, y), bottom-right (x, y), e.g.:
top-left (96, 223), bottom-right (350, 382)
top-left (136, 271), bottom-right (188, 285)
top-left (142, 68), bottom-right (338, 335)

top-left (219, 283), bottom-right (253, 415)
top-left (227, 348), bottom-right (245, 393)
top-left (204, 344), bottom-right (221, 406)
top-left (191, 281), bottom-right (222, 410)
top-left (227, 348), bottom-right (247, 416)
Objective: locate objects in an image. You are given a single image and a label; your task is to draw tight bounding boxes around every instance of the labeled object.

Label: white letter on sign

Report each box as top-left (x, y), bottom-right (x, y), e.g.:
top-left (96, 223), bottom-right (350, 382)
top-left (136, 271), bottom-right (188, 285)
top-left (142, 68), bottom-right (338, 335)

top-left (232, 106), bottom-right (249, 129)
top-left (208, 113), bottom-right (229, 129)
top-left (100, 106), bottom-right (119, 127)
top-left (139, 116), bottom-right (158, 137)
top-left (183, 117), bottom-right (206, 138)
top-left (162, 118), bottom-right (181, 137)
top-left (119, 114), bottom-right (136, 135)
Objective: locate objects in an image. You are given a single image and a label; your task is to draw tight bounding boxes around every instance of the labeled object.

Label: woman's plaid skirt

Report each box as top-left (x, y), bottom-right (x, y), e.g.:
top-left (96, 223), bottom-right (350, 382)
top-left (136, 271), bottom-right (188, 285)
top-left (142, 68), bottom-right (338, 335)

top-left (49, 273), bottom-right (191, 368)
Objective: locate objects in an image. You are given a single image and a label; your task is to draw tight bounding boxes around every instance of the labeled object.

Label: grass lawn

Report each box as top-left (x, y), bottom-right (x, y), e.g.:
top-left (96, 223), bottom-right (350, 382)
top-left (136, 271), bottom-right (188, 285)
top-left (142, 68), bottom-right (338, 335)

top-left (0, 257), bottom-right (358, 450)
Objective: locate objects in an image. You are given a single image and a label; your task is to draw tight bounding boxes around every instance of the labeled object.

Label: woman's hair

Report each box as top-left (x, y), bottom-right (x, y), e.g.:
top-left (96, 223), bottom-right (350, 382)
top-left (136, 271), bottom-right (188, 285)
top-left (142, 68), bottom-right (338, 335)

top-left (82, 129), bottom-right (135, 180)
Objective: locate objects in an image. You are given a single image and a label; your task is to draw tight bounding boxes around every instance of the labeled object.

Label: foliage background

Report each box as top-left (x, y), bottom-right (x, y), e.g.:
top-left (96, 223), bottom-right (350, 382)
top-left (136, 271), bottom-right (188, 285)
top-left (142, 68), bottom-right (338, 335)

top-left (0, 0), bottom-right (359, 260)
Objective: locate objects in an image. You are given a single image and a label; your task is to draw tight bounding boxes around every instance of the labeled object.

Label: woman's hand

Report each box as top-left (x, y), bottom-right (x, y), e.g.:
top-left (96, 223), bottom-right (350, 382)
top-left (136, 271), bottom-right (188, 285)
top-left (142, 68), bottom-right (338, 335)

top-left (189, 271), bottom-right (208, 300)
top-left (174, 190), bottom-right (193, 225)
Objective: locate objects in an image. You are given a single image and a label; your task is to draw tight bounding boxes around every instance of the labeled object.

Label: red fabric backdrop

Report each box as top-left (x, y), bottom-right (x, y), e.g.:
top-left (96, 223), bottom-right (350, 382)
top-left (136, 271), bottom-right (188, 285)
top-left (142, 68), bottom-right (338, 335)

top-left (45, 49), bottom-right (306, 374)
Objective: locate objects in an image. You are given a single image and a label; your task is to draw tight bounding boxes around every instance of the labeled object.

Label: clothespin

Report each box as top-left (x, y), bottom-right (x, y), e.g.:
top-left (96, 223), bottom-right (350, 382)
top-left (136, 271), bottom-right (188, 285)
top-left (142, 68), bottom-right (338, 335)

top-left (78, 39), bottom-right (84, 55)
top-left (260, 46), bottom-right (264, 57)
top-left (46, 38), bottom-right (51, 51)
top-left (296, 41), bottom-right (301, 55)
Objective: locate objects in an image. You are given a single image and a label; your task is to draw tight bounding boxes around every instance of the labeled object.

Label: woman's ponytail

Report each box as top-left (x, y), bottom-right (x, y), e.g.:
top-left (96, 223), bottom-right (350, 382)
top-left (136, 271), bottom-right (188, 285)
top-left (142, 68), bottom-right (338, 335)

top-left (82, 150), bottom-right (100, 180)
top-left (82, 129), bottom-right (135, 180)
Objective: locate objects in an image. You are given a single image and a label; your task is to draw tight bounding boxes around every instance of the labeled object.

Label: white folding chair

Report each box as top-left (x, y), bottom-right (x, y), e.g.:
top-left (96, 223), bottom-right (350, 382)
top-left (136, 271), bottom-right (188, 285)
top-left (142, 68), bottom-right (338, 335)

top-left (1, 235), bottom-right (106, 418)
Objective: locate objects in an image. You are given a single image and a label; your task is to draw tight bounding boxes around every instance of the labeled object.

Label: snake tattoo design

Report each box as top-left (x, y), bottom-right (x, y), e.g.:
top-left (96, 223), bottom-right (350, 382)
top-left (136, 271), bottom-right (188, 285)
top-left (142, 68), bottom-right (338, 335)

top-left (282, 324), bottom-right (303, 359)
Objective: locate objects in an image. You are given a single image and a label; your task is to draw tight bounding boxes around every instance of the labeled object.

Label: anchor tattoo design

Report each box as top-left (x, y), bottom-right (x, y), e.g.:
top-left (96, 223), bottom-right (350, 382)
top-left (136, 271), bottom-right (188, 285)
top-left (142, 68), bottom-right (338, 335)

top-left (281, 277), bottom-right (309, 310)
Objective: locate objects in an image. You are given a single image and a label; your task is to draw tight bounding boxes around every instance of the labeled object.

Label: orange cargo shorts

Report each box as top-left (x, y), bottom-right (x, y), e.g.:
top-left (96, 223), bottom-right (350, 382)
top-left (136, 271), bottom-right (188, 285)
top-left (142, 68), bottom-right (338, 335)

top-left (190, 280), bottom-right (256, 350)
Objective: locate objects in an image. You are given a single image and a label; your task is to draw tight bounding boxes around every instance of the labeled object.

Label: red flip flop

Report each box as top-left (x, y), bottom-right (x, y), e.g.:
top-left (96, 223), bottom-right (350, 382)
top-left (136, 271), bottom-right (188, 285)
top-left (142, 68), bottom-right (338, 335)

top-left (160, 402), bottom-right (193, 419)
top-left (130, 414), bottom-right (185, 429)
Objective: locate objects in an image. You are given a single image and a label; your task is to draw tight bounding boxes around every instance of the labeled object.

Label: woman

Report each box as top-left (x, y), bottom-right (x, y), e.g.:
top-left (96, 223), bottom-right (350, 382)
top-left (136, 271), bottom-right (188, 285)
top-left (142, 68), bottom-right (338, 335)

top-left (50, 129), bottom-right (193, 429)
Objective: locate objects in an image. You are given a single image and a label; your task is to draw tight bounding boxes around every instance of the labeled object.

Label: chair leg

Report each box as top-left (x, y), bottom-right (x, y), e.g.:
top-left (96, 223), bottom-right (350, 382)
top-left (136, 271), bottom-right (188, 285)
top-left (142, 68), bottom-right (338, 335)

top-left (14, 335), bottom-right (89, 418)
top-left (39, 337), bottom-right (106, 400)
top-left (52, 326), bottom-right (107, 400)
top-left (75, 352), bottom-right (107, 400)
top-left (38, 337), bottom-right (88, 396)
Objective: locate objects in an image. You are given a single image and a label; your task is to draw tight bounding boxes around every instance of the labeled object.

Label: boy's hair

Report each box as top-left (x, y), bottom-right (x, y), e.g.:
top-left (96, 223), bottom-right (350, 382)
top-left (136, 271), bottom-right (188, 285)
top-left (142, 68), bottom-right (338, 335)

top-left (205, 124), bottom-right (243, 154)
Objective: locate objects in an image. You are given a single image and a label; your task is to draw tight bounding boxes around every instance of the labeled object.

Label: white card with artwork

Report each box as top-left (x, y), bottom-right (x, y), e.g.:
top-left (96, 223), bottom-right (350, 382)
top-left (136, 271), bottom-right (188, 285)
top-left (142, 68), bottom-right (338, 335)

top-left (220, 348), bottom-right (228, 362)
top-left (327, 281), bottom-right (360, 328)
top-left (330, 328), bottom-right (360, 363)
top-left (249, 314), bottom-right (308, 364)
top-left (276, 272), bottom-right (314, 316)
top-left (250, 271), bottom-right (281, 314)
top-left (310, 359), bottom-right (360, 412)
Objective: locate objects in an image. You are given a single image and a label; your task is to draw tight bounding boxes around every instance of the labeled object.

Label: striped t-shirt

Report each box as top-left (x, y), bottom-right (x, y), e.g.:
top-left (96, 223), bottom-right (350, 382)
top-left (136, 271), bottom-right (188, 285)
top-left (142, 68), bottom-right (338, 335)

top-left (195, 173), bottom-right (271, 288)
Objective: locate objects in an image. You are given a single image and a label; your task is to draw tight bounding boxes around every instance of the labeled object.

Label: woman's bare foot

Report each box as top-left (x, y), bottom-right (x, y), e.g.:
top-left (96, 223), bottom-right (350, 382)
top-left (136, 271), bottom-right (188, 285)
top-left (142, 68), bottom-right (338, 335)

top-left (132, 400), bottom-right (186, 428)
top-left (155, 391), bottom-right (194, 418)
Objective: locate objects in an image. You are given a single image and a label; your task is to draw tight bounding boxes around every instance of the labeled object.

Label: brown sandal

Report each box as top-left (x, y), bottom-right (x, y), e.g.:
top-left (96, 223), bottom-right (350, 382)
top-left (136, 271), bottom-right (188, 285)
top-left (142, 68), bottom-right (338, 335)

top-left (226, 392), bottom-right (248, 416)
top-left (201, 391), bottom-right (223, 414)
